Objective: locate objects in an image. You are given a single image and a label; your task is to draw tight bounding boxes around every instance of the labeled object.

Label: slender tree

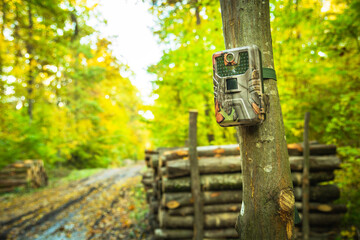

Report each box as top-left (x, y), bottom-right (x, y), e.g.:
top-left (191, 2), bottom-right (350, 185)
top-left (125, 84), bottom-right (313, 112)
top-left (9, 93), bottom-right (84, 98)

top-left (26, 0), bottom-right (34, 122)
top-left (219, 1), bottom-right (295, 239)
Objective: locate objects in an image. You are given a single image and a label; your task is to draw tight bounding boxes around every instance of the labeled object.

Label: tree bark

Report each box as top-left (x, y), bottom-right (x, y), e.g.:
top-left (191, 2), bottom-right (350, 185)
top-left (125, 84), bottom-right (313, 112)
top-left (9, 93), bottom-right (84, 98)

top-left (303, 112), bottom-right (311, 240)
top-left (188, 110), bottom-right (204, 239)
top-left (219, 1), bottom-right (295, 239)
top-left (26, 0), bottom-right (34, 122)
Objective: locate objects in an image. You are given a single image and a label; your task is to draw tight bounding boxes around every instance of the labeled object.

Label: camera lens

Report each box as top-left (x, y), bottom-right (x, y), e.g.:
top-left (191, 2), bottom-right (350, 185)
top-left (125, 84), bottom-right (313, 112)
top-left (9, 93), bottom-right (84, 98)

top-left (225, 53), bottom-right (234, 62)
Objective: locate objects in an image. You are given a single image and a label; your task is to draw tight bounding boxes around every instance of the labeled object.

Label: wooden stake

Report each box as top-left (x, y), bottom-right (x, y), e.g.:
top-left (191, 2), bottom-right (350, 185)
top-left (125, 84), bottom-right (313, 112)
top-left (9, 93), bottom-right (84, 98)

top-left (303, 112), bottom-right (311, 240)
top-left (188, 110), bottom-right (204, 239)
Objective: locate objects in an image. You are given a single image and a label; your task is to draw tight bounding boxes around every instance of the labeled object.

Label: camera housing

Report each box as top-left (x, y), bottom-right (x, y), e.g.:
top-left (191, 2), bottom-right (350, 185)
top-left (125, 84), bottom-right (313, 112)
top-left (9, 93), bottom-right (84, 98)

top-left (212, 45), bottom-right (265, 127)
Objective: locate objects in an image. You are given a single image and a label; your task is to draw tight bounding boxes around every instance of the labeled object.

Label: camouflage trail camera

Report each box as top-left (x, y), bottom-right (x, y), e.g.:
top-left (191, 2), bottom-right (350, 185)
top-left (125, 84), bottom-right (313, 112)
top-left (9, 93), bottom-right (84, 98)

top-left (212, 45), bottom-right (266, 127)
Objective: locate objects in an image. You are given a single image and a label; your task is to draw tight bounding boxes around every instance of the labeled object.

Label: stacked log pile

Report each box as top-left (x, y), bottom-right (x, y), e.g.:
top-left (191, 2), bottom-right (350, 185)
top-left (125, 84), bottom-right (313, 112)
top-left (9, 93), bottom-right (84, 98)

top-left (142, 143), bottom-right (345, 240)
top-left (0, 160), bottom-right (48, 193)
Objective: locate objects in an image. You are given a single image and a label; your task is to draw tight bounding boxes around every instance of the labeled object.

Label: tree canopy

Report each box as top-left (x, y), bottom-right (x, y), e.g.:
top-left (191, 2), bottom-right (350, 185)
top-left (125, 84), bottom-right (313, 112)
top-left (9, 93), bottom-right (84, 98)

top-left (0, 0), bottom-right (145, 168)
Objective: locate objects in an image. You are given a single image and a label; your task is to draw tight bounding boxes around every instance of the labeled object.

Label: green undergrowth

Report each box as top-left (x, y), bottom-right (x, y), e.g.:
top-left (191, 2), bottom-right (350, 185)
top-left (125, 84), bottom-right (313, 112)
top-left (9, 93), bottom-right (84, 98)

top-left (47, 168), bottom-right (103, 186)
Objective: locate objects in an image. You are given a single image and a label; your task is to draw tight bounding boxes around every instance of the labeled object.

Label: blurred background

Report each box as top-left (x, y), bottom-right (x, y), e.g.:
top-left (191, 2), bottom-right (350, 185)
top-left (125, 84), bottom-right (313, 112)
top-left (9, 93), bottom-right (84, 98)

top-left (0, 0), bottom-right (359, 238)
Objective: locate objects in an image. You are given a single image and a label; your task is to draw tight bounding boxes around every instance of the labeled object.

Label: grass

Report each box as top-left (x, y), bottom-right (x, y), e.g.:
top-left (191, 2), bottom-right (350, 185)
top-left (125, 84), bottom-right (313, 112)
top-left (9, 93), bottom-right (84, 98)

top-left (47, 168), bottom-right (103, 186)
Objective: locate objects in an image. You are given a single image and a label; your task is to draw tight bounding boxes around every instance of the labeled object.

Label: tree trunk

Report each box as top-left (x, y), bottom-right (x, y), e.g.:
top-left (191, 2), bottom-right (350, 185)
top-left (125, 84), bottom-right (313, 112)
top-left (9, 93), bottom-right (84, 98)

top-left (303, 112), bottom-right (311, 240)
top-left (188, 110), bottom-right (204, 239)
top-left (219, 1), bottom-right (295, 239)
top-left (26, 0), bottom-right (34, 122)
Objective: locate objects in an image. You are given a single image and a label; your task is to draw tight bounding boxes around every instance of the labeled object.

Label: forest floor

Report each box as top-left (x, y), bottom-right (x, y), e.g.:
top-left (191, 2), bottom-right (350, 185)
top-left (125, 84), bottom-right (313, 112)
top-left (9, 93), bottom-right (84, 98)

top-left (0, 164), bottom-right (150, 240)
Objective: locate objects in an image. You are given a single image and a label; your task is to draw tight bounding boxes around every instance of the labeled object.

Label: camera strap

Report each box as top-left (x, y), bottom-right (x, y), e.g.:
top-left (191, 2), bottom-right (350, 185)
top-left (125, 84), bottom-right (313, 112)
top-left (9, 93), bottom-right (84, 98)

top-left (262, 68), bottom-right (277, 81)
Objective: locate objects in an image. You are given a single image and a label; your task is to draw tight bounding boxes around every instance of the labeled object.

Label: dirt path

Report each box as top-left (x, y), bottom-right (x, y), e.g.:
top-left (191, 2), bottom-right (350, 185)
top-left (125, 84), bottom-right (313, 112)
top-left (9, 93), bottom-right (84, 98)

top-left (0, 164), bottom-right (147, 240)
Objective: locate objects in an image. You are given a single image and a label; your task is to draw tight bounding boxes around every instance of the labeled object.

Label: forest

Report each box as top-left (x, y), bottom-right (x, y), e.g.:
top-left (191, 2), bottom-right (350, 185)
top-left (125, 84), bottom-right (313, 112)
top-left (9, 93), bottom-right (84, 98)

top-left (0, 0), bottom-right (359, 234)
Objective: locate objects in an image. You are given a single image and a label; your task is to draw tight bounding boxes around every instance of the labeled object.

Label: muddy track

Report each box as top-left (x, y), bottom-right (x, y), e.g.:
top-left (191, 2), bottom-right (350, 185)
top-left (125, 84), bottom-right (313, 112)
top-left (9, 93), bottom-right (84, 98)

top-left (0, 165), bottom-right (144, 240)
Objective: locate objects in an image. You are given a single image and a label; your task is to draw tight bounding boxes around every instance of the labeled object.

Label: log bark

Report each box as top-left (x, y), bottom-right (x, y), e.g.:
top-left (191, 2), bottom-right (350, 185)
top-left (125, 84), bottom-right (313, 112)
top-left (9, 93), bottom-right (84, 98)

top-left (151, 155), bottom-right (159, 169)
top-left (154, 228), bottom-right (238, 239)
top-left (166, 156), bottom-right (241, 178)
top-left (162, 173), bottom-right (242, 192)
top-left (298, 213), bottom-right (344, 227)
top-left (295, 202), bottom-right (347, 214)
top-left (292, 172), bottom-right (334, 186)
top-left (162, 191), bottom-right (242, 208)
top-left (162, 144), bottom-right (240, 161)
top-left (294, 185), bottom-right (340, 203)
top-left (166, 156), bottom-right (339, 176)
top-left (168, 203), bottom-right (240, 216)
top-left (162, 172), bottom-right (331, 192)
top-left (161, 185), bottom-right (339, 209)
top-left (0, 160), bottom-right (47, 192)
top-left (287, 144), bottom-right (337, 156)
top-left (141, 178), bottom-right (153, 187)
top-left (289, 156), bottom-right (340, 172)
top-left (0, 179), bottom-right (29, 187)
top-left (159, 212), bottom-right (238, 229)
top-left (142, 169), bottom-right (154, 179)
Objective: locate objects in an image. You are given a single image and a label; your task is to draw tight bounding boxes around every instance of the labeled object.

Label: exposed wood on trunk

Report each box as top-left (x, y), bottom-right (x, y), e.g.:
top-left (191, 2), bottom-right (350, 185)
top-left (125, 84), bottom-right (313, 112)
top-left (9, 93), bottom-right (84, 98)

top-left (166, 156), bottom-right (241, 178)
top-left (162, 173), bottom-right (242, 192)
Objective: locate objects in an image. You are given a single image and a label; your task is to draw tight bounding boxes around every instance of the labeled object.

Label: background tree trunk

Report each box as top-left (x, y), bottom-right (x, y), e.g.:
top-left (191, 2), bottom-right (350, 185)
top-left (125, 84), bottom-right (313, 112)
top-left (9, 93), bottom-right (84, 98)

top-left (219, 1), bottom-right (295, 239)
top-left (26, 0), bottom-right (34, 122)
